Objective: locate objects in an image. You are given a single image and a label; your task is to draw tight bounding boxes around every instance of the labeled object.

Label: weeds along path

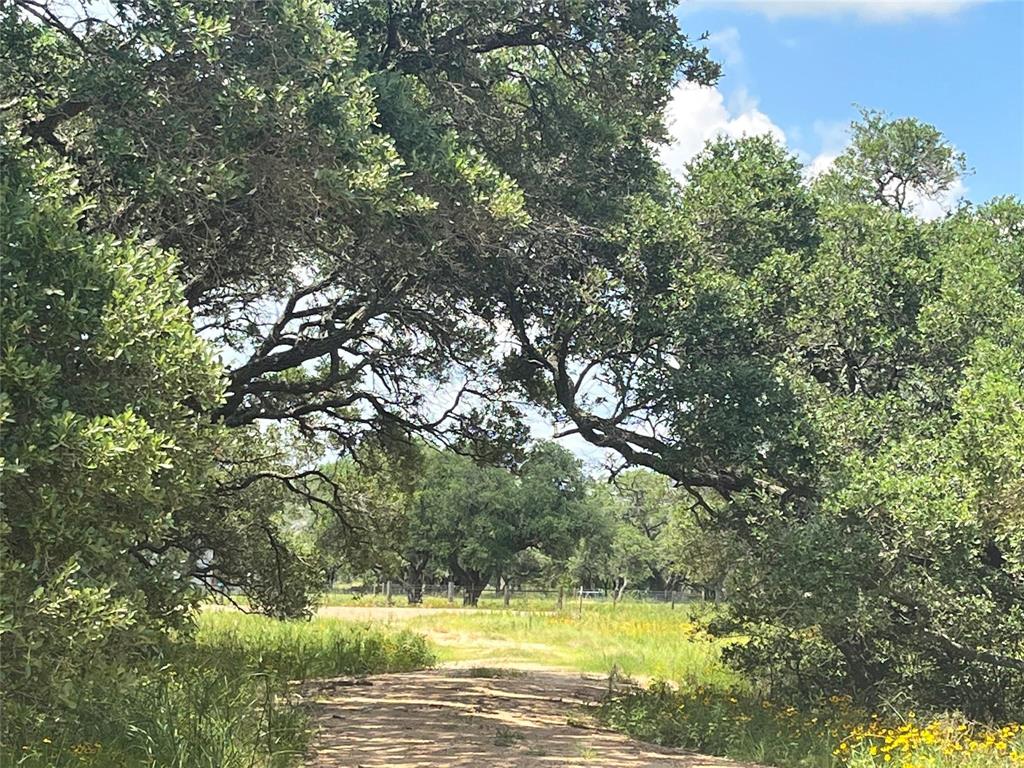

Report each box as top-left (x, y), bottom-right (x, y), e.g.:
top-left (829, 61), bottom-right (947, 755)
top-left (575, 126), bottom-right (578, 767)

top-left (306, 666), bottom-right (759, 768)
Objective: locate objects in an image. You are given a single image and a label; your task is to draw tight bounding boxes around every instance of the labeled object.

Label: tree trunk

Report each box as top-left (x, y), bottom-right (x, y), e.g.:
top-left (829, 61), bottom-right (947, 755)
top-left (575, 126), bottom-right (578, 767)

top-left (405, 558), bottom-right (426, 605)
top-left (449, 559), bottom-right (485, 606)
top-left (463, 581), bottom-right (484, 606)
top-left (613, 577), bottom-right (628, 605)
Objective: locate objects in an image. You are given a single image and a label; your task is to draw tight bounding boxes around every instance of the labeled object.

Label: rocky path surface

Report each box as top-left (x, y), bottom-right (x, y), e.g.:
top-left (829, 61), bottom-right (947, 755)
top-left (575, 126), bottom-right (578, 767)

top-left (307, 666), bottom-right (760, 768)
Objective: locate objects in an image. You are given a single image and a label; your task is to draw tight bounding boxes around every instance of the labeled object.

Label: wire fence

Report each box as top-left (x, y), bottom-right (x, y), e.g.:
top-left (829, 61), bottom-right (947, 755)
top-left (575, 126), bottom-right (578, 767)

top-left (325, 581), bottom-right (723, 607)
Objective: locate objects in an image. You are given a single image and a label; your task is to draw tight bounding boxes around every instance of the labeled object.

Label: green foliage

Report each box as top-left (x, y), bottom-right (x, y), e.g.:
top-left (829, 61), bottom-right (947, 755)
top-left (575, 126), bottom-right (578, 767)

top-left (817, 108), bottom-right (967, 213)
top-left (566, 470), bottom-right (734, 596)
top-left (718, 191), bottom-right (1024, 717)
top-left (0, 143), bottom-right (323, 740)
top-left (3, 0), bottom-right (1021, 739)
top-left (9, 663), bottom-right (307, 768)
top-left (4, 615), bottom-right (434, 767)
top-left (601, 682), bottom-right (843, 768)
top-left (197, 612), bottom-right (436, 680)
top-left (603, 685), bottom-right (1024, 768)
top-left (319, 442), bottom-right (597, 601)
top-left (1, 0), bottom-right (717, 452)
top-left (504, 109), bottom-right (1024, 717)
top-left (0, 143), bottom-right (223, 734)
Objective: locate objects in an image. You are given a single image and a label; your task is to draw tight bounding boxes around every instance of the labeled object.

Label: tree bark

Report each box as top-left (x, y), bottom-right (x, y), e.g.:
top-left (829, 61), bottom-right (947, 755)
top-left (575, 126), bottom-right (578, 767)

top-left (405, 557), bottom-right (427, 604)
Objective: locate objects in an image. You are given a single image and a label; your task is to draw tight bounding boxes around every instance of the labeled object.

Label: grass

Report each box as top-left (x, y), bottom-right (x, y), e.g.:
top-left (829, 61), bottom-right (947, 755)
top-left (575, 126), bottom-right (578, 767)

top-left (603, 685), bottom-right (1024, 768)
top-left (197, 611), bottom-right (435, 679)
top-left (6, 613), bottom-right (436, 768)
top-left (600, 680), bottom-right (844, 767)
top-left (15, 602), bottom-right (1021, 768)
top-left (403, 602), bottom-right (736, 687)
top-left (317, 588), bottom-right (696, 613)
top-left (360, 601), bottom-right (1024, 768)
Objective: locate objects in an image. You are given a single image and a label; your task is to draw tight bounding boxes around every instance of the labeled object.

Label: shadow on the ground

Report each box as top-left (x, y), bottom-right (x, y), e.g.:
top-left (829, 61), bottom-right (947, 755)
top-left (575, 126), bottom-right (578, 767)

top-left (308, 668), bottom-right (758, 768)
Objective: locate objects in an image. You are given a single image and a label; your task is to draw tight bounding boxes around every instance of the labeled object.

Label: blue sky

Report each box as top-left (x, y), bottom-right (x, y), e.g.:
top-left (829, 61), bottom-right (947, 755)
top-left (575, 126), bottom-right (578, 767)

top-left (664, 0), bottom-right (1024, 206)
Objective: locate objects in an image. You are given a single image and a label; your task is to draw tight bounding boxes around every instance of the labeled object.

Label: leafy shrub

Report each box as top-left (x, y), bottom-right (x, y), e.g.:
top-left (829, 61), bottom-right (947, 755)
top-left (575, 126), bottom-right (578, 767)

top-left (3, 616), bottom-right (435, 767)
top-left (0, 141), bottom-right (224, 741)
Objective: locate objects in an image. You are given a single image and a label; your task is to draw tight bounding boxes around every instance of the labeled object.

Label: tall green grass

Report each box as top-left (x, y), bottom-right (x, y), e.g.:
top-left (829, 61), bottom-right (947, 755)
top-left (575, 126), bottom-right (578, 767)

top-left (5, 614), bottom-right (436, 768)
top-left (197, 612), bottom-right (435, 680)
top-left (405, 602), bottom-right (736, 687)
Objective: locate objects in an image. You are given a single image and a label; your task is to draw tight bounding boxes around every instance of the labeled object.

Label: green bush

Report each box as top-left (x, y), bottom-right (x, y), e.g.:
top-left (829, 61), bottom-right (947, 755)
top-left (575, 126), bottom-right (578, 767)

top-left (0, 140), bottom-right (225, 741)
top-left (3, 616), bottom-right (435, 767)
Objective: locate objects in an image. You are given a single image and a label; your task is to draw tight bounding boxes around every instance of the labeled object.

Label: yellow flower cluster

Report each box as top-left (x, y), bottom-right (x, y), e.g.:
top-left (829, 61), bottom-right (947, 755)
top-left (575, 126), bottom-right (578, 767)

top-left (837, 717), bottom-right (1024, 767)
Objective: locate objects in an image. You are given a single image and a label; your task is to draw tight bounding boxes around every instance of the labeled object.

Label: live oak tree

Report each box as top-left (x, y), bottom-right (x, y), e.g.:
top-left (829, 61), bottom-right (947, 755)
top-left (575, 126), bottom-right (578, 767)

top-left (2, 0), bottom-right (522, 440)
top-left (566, 471), bottom-right (732, 599)
top-left (2, 0), bottom-right (716, 444)
top-left (2, 0), bottom-right (717, 610)
top-left (500, 113), bottom-right (1024, 715)
top-left (613, 470), bottom-right (693, 592)
top-left (318, 442), bottom-right (594, 604)
top-left (816, 107), bottom-right (967, 213)
top-left (569, 471), bottom-right (687, 600)
top-left (417, 442), bottom-right (592, 605)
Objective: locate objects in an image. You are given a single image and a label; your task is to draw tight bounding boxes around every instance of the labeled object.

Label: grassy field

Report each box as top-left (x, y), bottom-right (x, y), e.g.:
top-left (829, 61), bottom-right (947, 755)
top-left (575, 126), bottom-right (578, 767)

top-left (403, 602), bottom-right (736, 687)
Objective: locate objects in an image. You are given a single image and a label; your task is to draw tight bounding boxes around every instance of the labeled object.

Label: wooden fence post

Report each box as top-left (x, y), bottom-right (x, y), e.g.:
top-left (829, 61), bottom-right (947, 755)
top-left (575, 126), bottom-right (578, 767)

top-left (447, 581), bottom-right (454, 604)
top-left (385, 580), bottom-right (392, 605)
top-left (503, 583), bottom-right (511, 608)
top-left (557, 586), bottom-right (564, 611)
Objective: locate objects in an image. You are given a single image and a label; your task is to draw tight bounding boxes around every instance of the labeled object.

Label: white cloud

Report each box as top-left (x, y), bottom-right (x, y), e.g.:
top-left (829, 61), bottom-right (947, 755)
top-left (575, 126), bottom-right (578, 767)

top-left (660, 27), bottom-right (967, 221)
top-left (804, 151), bottom-right (840, 179)
top-left (800, 119), bottom-right (849, 179)
top-left (686, 1), bottom-right (987, 22)
top-left (906, 177), bottom-right (968, 220)
top-left (710, 26), bottom-right (745, 70)
top-left (660, 82), bottom-right (786, 179)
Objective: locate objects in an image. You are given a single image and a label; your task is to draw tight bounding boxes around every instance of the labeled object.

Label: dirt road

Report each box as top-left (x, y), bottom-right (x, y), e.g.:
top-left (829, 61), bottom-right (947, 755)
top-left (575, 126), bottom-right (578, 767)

top-left (307, 666), bottom-right (758, 768)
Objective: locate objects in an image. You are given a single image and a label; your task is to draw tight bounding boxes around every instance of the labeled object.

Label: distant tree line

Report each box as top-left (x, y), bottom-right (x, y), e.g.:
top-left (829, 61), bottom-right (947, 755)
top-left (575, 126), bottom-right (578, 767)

top-left (315, 443), bottom-right (732, 605)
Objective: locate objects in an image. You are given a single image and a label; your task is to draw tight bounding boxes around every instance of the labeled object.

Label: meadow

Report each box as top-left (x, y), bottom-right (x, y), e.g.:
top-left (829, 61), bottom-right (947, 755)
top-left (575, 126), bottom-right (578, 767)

top-left (402, 601), bottom-right (733, 685)
top-left (11, 603), bottom-right (1023, 768)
